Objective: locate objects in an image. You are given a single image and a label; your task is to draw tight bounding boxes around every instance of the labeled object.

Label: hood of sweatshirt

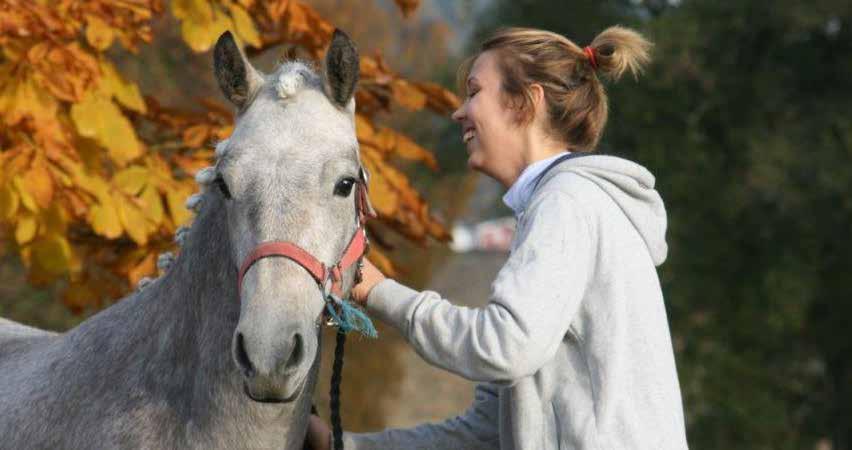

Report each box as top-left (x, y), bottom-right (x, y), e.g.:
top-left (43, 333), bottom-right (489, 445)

top-left (539, 154), bottom-right (669, 266)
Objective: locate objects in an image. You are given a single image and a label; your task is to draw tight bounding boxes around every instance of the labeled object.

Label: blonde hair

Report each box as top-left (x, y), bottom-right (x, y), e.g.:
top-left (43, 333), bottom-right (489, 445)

top-left (458, 26), bottom-right (652, 151)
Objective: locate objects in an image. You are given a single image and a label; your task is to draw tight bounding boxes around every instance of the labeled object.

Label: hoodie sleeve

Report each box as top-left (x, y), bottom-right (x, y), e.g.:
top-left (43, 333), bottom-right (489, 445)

top-left (366, 190), bottom-right (594, 383)
top-left (341, 383), bottom-right (500, 450)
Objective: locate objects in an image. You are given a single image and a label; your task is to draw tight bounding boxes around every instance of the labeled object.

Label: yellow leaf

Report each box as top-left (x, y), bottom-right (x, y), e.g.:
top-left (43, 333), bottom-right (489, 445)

top-left (229, 3), bottom-right (262, 48)
top-left (1, 76), bottom-right (58, 126)
top-left (70, 93), bottom-right (143, 167)
top-left (166, 185), bottom-right (193, 227)
top-left (41, 203), bottom-right (68, 235)
top-left (180, 8), bottom-right (233, 52)
top-left (31, 233), bottom-right (72, 276)
top-left (0, 183), bottom-right (20, 220)
top-left (172, 0), bottom-right (213, 22)
top-left (12, 176), bottom-right (38, 212)
top-left (113, 165), bottom-right (149, 195)
top-left (22, 158), bottom-right (54, 209)
top-left (115, 192), bottom-right (149, 245)
top-left (88, 194), bottom-right (123, 239)
top-left (139, 184), bottom-right (164, 226)
top-left (15, 215), bottom-right (37, 244)
top-left (85, 15), bottom-right (115, 51)
top-left (99, 60), bottom-right (146, 113)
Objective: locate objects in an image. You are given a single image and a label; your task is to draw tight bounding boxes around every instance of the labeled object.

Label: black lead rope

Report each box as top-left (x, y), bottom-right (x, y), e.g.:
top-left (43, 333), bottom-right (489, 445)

top-left (330, 331), bottom-right (346, 450)
top-left (304, 332), bottom-right (346, 450)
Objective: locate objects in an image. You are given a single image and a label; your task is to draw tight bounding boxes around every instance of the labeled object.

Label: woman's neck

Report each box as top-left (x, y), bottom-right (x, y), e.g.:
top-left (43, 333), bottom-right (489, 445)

top-left (506, 128), bottom-right (568, 187)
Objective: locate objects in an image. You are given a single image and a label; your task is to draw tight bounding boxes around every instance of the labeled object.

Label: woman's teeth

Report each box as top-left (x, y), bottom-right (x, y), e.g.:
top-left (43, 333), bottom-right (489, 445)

top-left (463, 129), bottom-right (475, 143)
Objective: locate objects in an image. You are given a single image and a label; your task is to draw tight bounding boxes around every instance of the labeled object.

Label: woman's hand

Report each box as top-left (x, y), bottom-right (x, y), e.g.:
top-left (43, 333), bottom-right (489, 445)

top-left (306, 414), bottom-right (332, 450)
top-left (351, 258), bottom-right (386, 306)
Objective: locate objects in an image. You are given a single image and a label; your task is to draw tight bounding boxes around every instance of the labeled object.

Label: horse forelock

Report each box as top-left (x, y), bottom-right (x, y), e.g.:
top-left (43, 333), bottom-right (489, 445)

top-left (272, 61), bottom-right (320, 100)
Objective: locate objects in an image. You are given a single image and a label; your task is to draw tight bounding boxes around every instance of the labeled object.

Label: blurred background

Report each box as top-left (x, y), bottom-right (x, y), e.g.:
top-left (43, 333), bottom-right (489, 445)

top-left (1, 1), bottom-right (851, 449)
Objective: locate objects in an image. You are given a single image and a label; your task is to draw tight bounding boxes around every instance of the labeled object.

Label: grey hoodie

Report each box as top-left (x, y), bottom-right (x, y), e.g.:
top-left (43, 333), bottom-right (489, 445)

top-left (343, 155), bottom-right (689, 450)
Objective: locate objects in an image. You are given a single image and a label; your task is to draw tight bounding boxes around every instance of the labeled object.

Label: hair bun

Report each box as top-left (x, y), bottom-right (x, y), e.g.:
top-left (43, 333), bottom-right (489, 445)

top-left (588, 26), bottom-right (652, 81)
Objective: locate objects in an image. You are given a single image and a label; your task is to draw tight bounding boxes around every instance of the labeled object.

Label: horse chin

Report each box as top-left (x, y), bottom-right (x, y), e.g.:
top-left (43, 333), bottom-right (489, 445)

top-left (243, 375), bottom-right (306, 404)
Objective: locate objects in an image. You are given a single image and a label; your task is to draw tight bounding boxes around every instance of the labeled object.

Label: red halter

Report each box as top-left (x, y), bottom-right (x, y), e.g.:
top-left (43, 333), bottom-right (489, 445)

top-left (237, 169), bottom-right (376, 299)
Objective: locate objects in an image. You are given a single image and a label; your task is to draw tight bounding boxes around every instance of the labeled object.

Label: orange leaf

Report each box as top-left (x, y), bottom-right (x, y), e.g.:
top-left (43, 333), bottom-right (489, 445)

top-left (390, 79), bottom-right (427, 110)
top-left (415, 81), bottom-right (461, 114)
top-left (367, 246), bottom-right (396, 277)
top-left (355, 114), bottom-right (375, 142)
top-left (127, 251), bottom-right (156, 286)
top-left (63, 280), bottom-right (97, 314)
top-left (182, 124), bottom-right (211, 148)
top-left (393, 0), bottom-right (421, 18)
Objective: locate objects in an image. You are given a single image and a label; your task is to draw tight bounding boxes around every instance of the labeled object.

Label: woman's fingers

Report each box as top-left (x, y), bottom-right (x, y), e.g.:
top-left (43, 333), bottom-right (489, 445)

top-left (351, 258), bottom-right (386, 305)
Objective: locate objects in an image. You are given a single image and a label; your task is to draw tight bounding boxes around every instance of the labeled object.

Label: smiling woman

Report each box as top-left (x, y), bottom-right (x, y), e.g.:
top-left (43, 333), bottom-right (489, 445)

top-left (308, 26), bottom-right (690, 450)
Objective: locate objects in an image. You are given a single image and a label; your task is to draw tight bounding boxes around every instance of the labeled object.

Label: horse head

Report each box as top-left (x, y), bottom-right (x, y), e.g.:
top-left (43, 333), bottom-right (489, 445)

top-left (210, 30), bottom-right (364, 403)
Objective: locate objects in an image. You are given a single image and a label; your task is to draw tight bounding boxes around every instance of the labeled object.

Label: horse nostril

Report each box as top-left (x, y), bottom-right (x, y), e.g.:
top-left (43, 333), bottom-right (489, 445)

top-left (284, 333), bottom-right (304, 372)
top-left (234, 332), bottom-right (256, 378)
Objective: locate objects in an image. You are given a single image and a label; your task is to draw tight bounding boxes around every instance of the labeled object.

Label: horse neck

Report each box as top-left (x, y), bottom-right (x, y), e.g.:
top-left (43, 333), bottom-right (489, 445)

top-left (64, 194), bottom-right (312, 448)
top-left (148, 196), bottom-right (239, 376)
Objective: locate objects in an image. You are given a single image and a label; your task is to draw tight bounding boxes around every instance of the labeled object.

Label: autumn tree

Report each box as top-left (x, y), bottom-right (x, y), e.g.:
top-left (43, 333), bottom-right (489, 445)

top-left (0, 0), bottom-right (457, 312)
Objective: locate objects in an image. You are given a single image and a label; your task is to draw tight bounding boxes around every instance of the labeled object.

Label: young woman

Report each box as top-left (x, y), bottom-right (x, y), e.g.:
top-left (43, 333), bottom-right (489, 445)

top-left (309, 26), bottom-right (689, 450)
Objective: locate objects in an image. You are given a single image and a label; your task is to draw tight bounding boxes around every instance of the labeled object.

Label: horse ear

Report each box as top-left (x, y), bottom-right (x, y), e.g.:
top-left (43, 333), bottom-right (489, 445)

top-left (213, 31), bottom-right (264, 110)
top-left (323, 29), bottom-right (359, 109)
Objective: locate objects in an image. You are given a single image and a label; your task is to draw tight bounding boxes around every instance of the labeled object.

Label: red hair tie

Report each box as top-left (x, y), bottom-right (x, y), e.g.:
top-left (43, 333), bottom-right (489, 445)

top-left (583, 46), bottom-right (598, 70)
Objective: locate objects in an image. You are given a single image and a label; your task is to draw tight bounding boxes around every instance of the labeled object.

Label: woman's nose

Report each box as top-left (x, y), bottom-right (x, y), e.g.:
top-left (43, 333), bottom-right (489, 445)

top-left (451, 105), bottom-right (464, 122)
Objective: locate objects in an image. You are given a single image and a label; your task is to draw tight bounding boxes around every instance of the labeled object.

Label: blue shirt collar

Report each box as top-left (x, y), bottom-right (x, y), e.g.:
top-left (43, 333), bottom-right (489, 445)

top-left (502, 151), bottom-right (570, 217)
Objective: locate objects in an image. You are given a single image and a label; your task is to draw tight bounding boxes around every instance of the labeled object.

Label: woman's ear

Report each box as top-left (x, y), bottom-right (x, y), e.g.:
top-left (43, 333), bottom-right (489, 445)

top-left (528, 83), bottom-right (547, 118)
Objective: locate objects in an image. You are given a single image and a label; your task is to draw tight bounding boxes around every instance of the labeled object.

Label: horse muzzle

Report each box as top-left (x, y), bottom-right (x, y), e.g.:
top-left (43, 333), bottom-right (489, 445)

top-left (232, 327), bottom-right (315, 403)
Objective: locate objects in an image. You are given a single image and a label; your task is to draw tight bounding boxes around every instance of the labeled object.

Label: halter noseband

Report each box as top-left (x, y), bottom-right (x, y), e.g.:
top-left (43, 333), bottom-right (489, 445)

top-left (236, 167), bottom-right (376, 302)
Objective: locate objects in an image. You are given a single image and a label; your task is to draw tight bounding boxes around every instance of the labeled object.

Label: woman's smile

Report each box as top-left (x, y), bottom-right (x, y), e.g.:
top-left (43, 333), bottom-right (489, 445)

top-left (463, 127), bottom-right (476, 144)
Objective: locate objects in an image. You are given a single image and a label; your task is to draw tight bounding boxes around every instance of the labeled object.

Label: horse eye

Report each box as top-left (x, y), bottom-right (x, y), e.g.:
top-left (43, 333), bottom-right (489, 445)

top-left (333, 177), bottom-right (356, 197)
top-left (214, 176), bottom-right (231, 199)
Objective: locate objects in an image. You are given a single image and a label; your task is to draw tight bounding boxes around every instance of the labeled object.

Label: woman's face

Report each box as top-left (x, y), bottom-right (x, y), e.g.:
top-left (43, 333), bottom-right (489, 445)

top-left (452, 51), bottom-right (526, 187)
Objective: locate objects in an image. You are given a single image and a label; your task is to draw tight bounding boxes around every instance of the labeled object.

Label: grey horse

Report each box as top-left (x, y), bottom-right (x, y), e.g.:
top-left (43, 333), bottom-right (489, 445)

top-left (0, 29), bottom-right (365, 449)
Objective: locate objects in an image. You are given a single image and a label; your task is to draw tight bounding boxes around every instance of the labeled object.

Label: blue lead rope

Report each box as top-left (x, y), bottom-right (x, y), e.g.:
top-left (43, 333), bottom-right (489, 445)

top-left (325, 294), bottom-right (378, 338)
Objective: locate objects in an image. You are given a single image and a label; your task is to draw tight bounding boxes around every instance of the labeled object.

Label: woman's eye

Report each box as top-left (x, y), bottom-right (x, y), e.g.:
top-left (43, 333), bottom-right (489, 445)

top-left (214, 176), bottom-right (231, 199)
top-left (334, 177), bottom-right (356, 197)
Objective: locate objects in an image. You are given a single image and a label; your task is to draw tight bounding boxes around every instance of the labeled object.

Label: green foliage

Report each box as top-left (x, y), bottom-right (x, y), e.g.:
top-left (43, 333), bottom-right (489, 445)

top-left (476, 0), bottom-right (852, 448)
